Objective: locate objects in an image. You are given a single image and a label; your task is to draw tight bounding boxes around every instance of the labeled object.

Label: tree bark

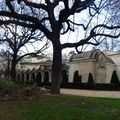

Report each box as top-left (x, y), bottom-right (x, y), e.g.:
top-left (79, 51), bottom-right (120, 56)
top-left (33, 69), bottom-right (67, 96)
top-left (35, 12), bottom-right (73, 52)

top-left (10, 59), bottom-right (17, 81)
top-left (6, 53), bottom-right (10, 79)
top-left (51, 37), bottom-right (62, 94)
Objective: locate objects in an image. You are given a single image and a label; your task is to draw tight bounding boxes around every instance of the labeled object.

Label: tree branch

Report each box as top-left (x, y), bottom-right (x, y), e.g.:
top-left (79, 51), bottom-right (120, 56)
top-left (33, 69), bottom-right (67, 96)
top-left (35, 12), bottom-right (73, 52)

top-left (17, 0), bottom-right (48, 11)
top-left (0, 11), bottom-right (52, 40)
top-left (17, 40), bottom-right (50, 62)
top-left (61, 25), bottom-right (120, 49)
top-left (0, 19), bottom-right (37, 29)
top-left (6, 0), bottom-right (14, 12)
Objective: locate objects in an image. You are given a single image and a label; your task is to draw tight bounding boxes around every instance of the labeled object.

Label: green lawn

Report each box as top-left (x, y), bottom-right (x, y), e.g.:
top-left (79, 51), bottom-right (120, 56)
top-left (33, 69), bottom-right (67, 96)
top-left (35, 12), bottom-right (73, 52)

top-left (0, 94), bottom-right (120, 120)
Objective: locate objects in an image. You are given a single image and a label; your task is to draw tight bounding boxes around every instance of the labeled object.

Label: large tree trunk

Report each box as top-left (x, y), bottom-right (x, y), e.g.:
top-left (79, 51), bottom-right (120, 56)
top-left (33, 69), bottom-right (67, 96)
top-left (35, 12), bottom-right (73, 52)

top-left (51, 37), bottom-right (62, 94)
top-left (5, 56), bottom-right (10, 79)
top-left (10, 60), bottom-right (17, 81)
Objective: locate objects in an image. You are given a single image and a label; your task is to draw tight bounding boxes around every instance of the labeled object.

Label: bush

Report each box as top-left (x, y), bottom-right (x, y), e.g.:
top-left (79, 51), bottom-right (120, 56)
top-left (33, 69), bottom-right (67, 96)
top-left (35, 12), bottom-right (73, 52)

top-left (110, 71), bottom-right (120, 88)
top-left (24, 83), bottom-right (40, 96)
top-left (24, 87), bottom-right (33, 96)
top-left (73, 71), bottom-right (81, 84)
top-left (87, 73), bottom-right (94, 88)
top-left (61, 82), bottom-right (120, 91)
top-left (0, 78), bottom-right (17, 95)
top-left (88, 73), bottom-right (94, 84)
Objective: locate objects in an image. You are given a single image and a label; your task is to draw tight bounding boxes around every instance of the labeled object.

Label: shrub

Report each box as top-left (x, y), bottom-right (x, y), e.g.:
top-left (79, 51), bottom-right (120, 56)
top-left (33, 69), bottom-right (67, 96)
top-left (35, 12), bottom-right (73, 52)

top-left (73, 71), bottom-right (81, 84)
top-left (61, 82), bottom-right (120, 91)
top-left (0, 78), bottom-right (17, 95)
top-left (24, 83), bottom-right (40, 96)
top-left (88, 73), bottom-right (94, 83)
top-left (24, 86), bottom-right (33, 96)
top-left (110, 70), bottom-right (120, 88)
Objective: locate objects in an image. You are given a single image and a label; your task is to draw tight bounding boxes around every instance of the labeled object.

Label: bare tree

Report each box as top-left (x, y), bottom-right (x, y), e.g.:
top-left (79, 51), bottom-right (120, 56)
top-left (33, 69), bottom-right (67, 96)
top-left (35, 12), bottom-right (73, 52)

top-left (97, 37), bottom-right (120, 51)
top-left (0, 49), bottom-right (11, 78)
top-left (107, 0), bottom-right (120, 24)
top-left (0, 0), bottom-right (120, 93)
top-left (96, 0), bottom-right (120, 51)
top-left (0, 24), bottom-right (49, 80)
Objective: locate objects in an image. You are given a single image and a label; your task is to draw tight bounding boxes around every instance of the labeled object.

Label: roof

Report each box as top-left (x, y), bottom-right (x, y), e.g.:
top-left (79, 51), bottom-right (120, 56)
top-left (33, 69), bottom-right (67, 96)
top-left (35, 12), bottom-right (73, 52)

top-left (21, 60), bottom-right (52, 65)
top-left (106, 57), bottom-right (114, 64)
top-left (70, 49), bottom-right (99, 61)
top-left (70, 49), bottom-right (114, 64)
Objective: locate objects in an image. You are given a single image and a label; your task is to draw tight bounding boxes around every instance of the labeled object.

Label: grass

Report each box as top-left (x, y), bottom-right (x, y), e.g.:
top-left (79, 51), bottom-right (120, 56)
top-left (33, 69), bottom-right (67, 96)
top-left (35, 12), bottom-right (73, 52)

top-left (0, 94), bottom-right (120, 120)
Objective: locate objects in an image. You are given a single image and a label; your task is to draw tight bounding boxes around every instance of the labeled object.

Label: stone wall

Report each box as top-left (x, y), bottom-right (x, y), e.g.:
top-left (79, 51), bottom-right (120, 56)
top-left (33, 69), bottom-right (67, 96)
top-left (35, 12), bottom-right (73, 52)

top-left (69, 59), bottom-right (96, 83)
top-left (69, 50), bottom-right (116, 84)
top-left (107, 53), bottom-right (120, 80)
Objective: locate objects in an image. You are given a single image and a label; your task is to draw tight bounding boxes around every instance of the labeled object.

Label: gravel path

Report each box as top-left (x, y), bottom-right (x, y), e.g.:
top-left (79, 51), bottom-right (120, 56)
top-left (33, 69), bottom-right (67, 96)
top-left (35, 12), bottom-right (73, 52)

top-left (60, 89), bottom-right (120, 98)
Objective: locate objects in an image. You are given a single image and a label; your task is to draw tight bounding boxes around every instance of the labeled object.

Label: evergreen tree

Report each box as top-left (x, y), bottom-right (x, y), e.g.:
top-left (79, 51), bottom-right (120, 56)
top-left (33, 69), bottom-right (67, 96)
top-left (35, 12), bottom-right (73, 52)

top-left (73, 71), bottom-right (81, 84)
top-left (111, 70), bottom-right (119, 86)
top-left (88, 73), bottom-right (94, 85)
top-left (62, 70), bottom-right (68, 84)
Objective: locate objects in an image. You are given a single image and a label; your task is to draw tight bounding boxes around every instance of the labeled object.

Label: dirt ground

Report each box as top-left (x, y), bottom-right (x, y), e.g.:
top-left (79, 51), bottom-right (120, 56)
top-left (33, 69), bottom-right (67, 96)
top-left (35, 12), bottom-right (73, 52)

top-left (60, 89), bottom-right (120, 98)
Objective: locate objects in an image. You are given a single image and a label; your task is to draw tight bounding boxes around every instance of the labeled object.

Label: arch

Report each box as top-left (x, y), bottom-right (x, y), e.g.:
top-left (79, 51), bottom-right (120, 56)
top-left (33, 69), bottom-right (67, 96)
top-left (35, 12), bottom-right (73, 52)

top-left (43, 71), bottom-right (49, 84)
top-left (17, 74), bottom-right (21, 81)
top-left (31, 72), bottom-right (36, 83)
top-left (91, 49), bottom-right (106, 60)
top-left (26, 73), bottom-right (30, 83)
top-left (62, 69), bottom-right (68, 83)
top-left (90, 49), bottom-right (101, 59)
top-left (36, 72), bottom-right (42, 85)
top-left (21, 73), bottom-right (25, 82)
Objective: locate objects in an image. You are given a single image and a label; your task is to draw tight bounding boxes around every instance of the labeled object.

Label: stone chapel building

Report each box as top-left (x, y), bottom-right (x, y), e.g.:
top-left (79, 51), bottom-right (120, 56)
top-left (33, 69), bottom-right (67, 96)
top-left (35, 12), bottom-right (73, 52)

top-left (16, 49), bottom-right (120, 84)
top-left (0, 49), bottom-right (120, 84)
top-left (68, 49), bottom-right (120, 84)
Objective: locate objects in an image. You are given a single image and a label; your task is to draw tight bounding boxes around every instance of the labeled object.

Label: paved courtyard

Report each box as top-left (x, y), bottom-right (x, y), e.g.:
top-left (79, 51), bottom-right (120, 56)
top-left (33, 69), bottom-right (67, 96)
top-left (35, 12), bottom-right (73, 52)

top-left (60, 88), bottom-right (120, 98)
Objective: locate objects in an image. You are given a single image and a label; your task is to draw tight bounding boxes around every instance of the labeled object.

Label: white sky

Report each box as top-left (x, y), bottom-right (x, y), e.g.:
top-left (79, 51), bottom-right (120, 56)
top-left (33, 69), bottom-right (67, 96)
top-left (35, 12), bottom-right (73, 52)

top-left (0, 0), bottom-right (119, 57)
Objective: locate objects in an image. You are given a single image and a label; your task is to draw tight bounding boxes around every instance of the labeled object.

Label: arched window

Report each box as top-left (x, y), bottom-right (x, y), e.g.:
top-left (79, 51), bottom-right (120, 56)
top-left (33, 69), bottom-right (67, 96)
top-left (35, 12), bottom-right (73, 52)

top-left (26, 73), bottom-right (29, 83)
top-left (31, 73), bottom-right (36, 82)
top-left (17, 74), bottom-right (21, 81)
top-left (22, 73), bottom-right (24, 82)
top-left (44, 71), bottom-right (49, 84)
top-left (36, 72), bottom-right (42, 86)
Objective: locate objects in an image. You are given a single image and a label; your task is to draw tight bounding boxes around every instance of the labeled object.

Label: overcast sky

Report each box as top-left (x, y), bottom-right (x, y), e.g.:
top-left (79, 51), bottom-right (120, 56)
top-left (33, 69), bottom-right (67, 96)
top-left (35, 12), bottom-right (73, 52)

top-left (0, 0), bottom-right (119, 56)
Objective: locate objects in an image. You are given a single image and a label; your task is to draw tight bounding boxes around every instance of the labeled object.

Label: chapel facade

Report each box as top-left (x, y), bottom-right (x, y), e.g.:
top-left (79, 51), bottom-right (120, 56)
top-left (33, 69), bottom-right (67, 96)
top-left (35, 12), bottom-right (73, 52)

top-left (68, 49), bottom-right (118, 83)
top-left (0, 49), bottom-right (120, 84)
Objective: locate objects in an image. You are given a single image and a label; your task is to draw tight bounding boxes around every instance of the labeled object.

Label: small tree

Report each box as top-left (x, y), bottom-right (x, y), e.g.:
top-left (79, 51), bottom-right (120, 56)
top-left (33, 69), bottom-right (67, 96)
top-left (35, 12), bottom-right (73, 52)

top-left (62, 70), bottom-right (68, 84)
top-left (88, 73), bottom-right (94, 85)
top-left (111, 70), bottom-right (119, 87)
top-left (73, 71), bottom-right (81, 84)
top-left (0, 50), bottom-right (11, 79)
